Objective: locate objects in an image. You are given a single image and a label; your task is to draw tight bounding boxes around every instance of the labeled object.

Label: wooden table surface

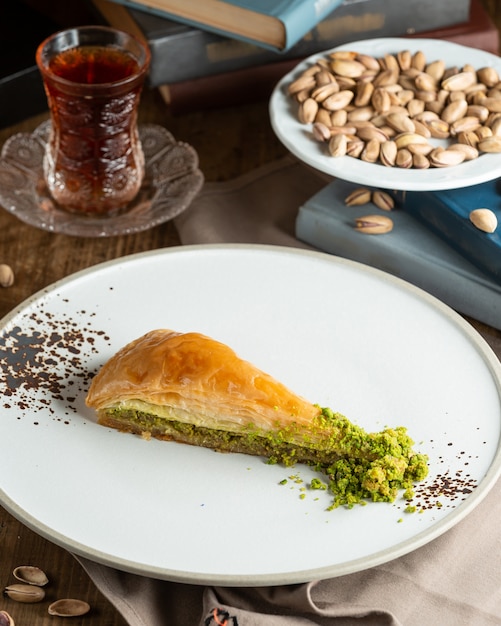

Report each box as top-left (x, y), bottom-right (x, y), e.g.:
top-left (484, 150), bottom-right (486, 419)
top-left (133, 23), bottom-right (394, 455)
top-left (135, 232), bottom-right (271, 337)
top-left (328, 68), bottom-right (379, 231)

top-left (1, 24), bottom-right (501, 624)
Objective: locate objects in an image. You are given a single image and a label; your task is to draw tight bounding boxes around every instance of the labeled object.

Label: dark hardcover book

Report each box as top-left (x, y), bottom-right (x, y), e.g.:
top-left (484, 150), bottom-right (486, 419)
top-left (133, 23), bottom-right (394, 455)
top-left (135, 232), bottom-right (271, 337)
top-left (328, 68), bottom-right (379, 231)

top-left (158, 0), bottom-right (498, 114)
top-left (102, 0), bottom-right (344, 52)
top-left (92, 0), bottom-right (471, 87)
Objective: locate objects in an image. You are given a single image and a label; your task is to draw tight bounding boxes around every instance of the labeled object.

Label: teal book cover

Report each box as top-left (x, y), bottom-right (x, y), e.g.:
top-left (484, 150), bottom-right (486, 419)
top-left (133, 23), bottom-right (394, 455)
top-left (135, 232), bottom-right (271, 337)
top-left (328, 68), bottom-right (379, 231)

top-left (107, 0), bottom-right (345, 51)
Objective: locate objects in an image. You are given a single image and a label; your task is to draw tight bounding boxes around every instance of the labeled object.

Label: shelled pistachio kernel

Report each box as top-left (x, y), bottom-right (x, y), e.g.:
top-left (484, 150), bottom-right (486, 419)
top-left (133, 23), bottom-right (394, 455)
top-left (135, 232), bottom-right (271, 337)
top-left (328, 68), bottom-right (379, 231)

top-left (469, 208), bottom-right (498, 233)
top-left (354, 214), bottom-right (394, 234)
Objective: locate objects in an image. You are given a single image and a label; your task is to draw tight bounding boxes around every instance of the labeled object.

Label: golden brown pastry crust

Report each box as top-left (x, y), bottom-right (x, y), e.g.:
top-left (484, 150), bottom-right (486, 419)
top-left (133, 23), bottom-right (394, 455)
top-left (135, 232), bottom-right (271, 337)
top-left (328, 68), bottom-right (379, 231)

top-left (86, 329), bottom-right (320, 433)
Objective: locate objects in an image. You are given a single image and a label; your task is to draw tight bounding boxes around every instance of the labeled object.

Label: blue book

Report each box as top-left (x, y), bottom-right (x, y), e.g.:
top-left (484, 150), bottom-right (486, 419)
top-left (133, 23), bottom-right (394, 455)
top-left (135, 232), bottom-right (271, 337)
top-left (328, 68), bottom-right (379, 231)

top-left (296, 179), bottom-right (501, 330)
top-left (106, 0), bottom-right (345, 52)
top-left (393, 181), bottom-right (501, 283)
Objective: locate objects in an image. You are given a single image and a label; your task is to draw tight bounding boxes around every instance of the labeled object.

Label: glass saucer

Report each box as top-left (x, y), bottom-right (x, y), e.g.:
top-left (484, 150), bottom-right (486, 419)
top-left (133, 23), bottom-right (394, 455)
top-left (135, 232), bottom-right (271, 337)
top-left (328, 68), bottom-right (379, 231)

top-left (0, 121), bottom-right (204, 237)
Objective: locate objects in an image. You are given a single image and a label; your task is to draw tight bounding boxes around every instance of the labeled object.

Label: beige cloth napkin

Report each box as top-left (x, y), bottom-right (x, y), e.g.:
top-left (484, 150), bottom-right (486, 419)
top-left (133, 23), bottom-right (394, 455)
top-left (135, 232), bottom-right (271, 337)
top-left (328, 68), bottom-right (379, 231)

top-left (77, 156), bottom-right (501, 625)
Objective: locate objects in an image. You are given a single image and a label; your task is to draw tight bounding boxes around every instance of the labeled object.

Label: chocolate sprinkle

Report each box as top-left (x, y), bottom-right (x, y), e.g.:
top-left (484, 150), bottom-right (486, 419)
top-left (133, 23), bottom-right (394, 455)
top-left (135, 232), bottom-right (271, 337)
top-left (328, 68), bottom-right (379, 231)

top-left (0, 297), bottom-right (111, 420)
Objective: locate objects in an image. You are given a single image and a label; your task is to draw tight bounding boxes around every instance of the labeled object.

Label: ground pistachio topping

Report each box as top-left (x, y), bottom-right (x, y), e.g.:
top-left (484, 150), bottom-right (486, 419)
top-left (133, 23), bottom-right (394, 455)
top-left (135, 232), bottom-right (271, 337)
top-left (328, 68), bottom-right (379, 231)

top-left (102, 402), bottom-right (428, 510)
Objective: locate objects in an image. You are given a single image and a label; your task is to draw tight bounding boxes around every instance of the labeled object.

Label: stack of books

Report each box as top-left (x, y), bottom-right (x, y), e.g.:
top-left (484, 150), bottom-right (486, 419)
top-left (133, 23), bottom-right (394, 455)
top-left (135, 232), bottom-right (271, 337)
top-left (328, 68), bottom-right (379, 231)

top-left (90, 0), bottom-right (499, 113)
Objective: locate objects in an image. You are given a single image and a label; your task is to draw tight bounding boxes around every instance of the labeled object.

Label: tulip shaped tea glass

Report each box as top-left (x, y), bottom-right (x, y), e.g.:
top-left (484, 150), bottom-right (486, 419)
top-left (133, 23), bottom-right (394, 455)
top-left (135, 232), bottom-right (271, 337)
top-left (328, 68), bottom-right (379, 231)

top-left (36, 26), bottom-right (150, 216)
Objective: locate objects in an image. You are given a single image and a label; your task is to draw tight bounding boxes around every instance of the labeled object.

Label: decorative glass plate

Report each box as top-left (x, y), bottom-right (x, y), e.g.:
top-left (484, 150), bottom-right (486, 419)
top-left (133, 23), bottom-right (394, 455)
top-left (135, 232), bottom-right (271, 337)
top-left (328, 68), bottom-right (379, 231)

top-left (270, 38), bottom-right (501, 191)
top-left (0, 121), bottom-right (204, 237)
top-left (0, 244), bottom-right (500, 585)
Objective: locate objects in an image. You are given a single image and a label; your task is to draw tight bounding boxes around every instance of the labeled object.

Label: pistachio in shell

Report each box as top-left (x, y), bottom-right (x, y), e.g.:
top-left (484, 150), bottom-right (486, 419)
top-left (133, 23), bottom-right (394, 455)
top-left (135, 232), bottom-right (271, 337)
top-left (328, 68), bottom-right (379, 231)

top-left (469, 208), bottom-right (498, 233)
top-left (13, 565), bottom-right (49, 587)
top-left (0, 611), bottom-right (14, 626)
top-left (48, 599), bottom-right (91, 617)
top-left (4, 583), bottom-right (45, 603)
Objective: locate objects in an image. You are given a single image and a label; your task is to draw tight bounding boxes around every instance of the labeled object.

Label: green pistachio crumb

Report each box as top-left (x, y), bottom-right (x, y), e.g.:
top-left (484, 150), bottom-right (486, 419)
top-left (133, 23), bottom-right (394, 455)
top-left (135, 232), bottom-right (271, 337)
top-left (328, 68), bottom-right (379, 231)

top-left (310, 478), bottom-right (327, 490)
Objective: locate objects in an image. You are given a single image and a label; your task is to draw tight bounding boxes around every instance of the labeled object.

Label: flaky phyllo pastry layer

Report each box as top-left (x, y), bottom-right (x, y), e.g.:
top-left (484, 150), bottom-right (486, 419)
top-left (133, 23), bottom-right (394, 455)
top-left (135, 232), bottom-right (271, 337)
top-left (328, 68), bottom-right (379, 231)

top-left (86, 329), bottom-right (428, 507)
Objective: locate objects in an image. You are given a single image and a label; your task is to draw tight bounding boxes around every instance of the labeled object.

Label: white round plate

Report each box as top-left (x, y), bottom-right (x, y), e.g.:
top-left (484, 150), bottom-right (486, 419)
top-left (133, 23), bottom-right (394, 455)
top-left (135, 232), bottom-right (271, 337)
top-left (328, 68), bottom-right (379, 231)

top-left (270, 38), bottom-right (501, 191)
top-left (1, 245), bottom-right (500, 585)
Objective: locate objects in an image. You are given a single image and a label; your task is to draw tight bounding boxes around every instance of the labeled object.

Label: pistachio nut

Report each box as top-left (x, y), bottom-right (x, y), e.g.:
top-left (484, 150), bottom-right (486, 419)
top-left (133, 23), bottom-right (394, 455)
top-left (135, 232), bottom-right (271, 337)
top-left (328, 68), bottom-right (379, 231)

top-left (479, 96), bottom-right (501, 113)
top-left (354, 214), bottom-right (394, 234)
top-left (424, 118), bottom-right (450, 139)
top-left (450, 116), bottom-right (482, 136)
top-left (476, 126), bottom-right (493, 141)
top-left (0, 264), bottom-right (13, 288)
top-left (477, 66), bottom-right (500, 88)
top-left (329, 58), bottom-right (366, 78)
top-left (397, 49), bottom-right (412, 71)
top-left (328, 133), bottom-right (348, 157)
top-left (380, 140), bottom-right (398, 166)
top-left (412, 119), bottom-right (432, 138)
top-left (298, 98), bottom-right (318, 124)
top-left (312, 122), bottom-right (331, 142)
top-left (0, 612), bottom-right (14, 626)
top-left (407, 142), bottom-right (434, 156)
top-left (373, 68), bottom-right (399, 88)
top-left (329, 50), bottom-right (358, 61)
top-left (489, 117), bottom-right (501, 136)
top-left (346, 139), bottom-right (365, 158)
top-left (448, 143), bottom-right (479, 160)
top-left (396, 147), bottom-right (413, 168)
top-left (315, 108), bottom-right (333, 127)
top-left (411, 50), bottom-right (427, 71)
top-left (478, 136), bottom-right (501, 153)
top-left (328, 110), bottom-right (346, 128)
top-left (371, 88), bottom-right (391, 113)
top-left (385, 112), bottom-right (415, 134)
top-left (322, 89), bottom-right (354, 111)
top-left (406, 98), bottom-right (425, 117)
top-left (469, 208), bottom-right (498, 233)
top-left (360, 138), bottom-right (380, 163)
top-left (440, 99), bottom-right (468, 124)
top-left (4, 584), bottom-right (45, 603)
top-left (412, 152), bottom-right (431, 169)
top-left (13, 566), bottom-right (48, 587)
top-left (426, 59), bottom-right (446, 81)
top-left (457, 130), bottom-right (480, 147)
top-left (356, 125), bottom-right (389, 143)
top-left (414, 72), bottom-right (437, 92)
top-left (48, 599), bottom-right (91, 617)
top-left (429, 148), bottom-right (466, 167)
top-left (345, 188), bottom-right (372, 206)
top-left (311, 81), bottom-right (340, 102)
top-left (372, 190), bottom-right (395, 211)
top-left (466, 104), bottom-right (489, 122)
top-left (442, 71), bottom-right (476, 91)
top-left (395, 132), bottom-right (429, 149)
top-left (354, 81), bottom-right (374, 107)
top-left (356, 53), bottom-right (381, 71)
top-left (287, 74), bottom-right (315, 95)
top-left (347, 105), bottom-right (375, 122)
